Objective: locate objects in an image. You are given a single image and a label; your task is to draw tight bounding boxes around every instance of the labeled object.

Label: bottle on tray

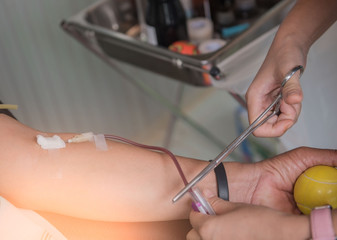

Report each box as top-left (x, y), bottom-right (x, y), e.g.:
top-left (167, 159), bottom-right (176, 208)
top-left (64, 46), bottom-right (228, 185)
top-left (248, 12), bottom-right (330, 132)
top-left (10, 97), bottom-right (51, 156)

top-left (145, 0), bottom-right (188, 47)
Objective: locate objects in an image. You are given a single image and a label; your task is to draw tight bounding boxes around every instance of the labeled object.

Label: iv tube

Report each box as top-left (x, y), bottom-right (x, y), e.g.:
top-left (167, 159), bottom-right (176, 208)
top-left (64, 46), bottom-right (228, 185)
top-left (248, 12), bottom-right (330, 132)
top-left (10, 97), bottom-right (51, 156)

top-left (104, 134), bottom-right (188, 186)
top-left (104, 134), bottom-right (216, 215)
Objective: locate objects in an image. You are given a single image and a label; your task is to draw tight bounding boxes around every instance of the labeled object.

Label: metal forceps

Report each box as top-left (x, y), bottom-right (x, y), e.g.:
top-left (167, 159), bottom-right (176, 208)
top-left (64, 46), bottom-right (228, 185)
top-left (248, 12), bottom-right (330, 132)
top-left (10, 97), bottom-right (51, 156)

top-left (173, 65), bottom-right (304, 203)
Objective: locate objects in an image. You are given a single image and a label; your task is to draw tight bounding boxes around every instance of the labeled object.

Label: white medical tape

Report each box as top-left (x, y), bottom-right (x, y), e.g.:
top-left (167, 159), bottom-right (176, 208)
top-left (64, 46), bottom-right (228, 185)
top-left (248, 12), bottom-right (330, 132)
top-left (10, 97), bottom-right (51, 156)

top-left (37, 135), bottom-right (66, 150)
top-left (93, 134), bottom-right (108, 151)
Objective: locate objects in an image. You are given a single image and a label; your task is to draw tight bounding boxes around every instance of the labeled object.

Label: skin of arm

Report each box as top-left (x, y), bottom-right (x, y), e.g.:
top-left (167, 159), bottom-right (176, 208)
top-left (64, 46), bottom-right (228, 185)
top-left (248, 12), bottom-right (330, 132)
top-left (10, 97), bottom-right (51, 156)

top-left (333, 210), bottom-right (337, 237)
top-left (246, 0), bottom-right (337, 137)
top-left (188, 196), bottom-right (311, 240)
top-left (0, 114), bottom-right (336, 225)
top-left (0, 114), bottom-right (217, 222)
top-left (189, 197), bottom-right (337, 240)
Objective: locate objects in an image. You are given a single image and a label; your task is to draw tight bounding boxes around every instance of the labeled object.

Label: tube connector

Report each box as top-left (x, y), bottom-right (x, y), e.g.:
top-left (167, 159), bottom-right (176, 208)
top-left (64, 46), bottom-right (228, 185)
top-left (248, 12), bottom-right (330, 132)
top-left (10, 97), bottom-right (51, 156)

top-left (68, 132), bottom-right (94, 143)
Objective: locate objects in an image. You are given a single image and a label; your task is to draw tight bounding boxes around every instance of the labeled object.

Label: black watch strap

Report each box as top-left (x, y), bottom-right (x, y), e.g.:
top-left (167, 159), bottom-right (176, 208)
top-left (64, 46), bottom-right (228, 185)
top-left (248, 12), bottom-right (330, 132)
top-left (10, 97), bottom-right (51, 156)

top-left (210, 160), bottom-right (229, 201)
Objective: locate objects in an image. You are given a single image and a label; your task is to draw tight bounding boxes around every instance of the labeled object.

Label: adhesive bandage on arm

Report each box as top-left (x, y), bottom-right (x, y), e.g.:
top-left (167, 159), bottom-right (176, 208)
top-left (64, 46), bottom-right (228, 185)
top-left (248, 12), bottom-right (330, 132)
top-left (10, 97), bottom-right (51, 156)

top-left (36, 135), bottom-right (66, 150)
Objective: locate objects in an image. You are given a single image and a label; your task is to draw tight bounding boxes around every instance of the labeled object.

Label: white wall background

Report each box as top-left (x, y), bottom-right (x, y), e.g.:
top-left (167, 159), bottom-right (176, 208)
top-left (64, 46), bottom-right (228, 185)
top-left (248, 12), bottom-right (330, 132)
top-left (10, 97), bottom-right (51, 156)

top-left (0, 0), bottom-right (188, 139)
top-left (0, 0), bottom-right (243, 160)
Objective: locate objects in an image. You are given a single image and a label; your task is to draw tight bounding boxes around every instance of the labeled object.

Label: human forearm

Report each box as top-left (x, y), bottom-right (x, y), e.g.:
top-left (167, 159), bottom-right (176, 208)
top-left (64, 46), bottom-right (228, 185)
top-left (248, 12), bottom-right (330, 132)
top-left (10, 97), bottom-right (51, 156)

top-left (277, 0), bottom-right (337, 51)
top-left (270, 0), bottom-right (337, 69)
top-left (0, 114), bottom-right (216, 222)
top-left (189, 197), bottom-right (311, 240)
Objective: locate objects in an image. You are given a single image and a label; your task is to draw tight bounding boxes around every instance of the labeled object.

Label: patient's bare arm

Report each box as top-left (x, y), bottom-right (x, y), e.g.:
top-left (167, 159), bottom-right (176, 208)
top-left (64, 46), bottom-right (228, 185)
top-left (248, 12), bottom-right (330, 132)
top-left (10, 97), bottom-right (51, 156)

top-left (0, 114), bottom-right (217, 222)
top-left (1, 114), bottom-right (336, 223)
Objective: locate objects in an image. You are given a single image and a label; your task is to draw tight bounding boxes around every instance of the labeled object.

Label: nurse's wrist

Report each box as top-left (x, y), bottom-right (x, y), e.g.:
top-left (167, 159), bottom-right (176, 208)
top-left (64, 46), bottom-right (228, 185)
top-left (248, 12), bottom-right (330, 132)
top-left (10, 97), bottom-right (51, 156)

top-left (188, 161), bottom-right (257, 203)
top-left (220, 162), bottom-right (258, 203)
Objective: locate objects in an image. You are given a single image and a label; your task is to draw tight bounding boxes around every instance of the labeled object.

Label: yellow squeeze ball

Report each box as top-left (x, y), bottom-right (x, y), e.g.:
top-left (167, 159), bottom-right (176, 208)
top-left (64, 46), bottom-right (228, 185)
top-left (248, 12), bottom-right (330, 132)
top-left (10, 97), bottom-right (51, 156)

top-left (294, 165), bottom-right (337, 215)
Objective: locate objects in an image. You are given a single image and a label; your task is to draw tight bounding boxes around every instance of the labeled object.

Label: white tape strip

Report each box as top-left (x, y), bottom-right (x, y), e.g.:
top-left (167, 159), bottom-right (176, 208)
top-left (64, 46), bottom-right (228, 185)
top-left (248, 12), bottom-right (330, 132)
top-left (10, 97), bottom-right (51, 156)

top-left (93, 134), bottom-right (108, 151)
top-left (37, 135), bottom-right (66, 150)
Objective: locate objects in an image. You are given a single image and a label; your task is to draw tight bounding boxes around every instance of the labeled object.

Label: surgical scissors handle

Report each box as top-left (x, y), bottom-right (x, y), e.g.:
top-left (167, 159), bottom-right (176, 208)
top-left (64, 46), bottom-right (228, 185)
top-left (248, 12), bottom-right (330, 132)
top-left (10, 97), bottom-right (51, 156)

top-left (173, 65), bottom-right (304, 203)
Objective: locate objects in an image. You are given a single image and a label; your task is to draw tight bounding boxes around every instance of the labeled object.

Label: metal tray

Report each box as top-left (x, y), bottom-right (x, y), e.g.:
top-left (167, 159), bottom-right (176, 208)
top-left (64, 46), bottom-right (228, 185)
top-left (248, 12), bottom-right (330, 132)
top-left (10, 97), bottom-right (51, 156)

top-left (61, 0), bottom-right (295, 86)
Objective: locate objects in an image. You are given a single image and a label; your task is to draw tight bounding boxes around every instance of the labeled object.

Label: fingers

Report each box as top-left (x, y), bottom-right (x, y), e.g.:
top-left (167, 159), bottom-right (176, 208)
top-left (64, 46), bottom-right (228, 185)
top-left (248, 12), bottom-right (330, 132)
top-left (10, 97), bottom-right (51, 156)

top-left (189, 197), bottom-right (233, 240)
top-left (207, 196), bottom-right (233, 213)
top-left (188, 205), bottom-right (213, 240)
top-left (282, 71), bottom-right (303, 105)
top-left (268, 99), bottom-right (302, 135)
top-left (189, 197), bottom-right (233, 230)
top-left (186, 229), bottom-right (201, 240)
top-left (189, 208), bottom-right (212, 230)
top-left (247, 92), bottom-right (302, 137)
top-left (292, 147), bottom-right (337, 168)
top-left (261, 147), bottom-right (337, 192)
top-left (246, 64), bottom-right (304, 137)
top-left (249, 105), bottom-right (300, 137)
top-left (275, 147), bottom-right (337, 170)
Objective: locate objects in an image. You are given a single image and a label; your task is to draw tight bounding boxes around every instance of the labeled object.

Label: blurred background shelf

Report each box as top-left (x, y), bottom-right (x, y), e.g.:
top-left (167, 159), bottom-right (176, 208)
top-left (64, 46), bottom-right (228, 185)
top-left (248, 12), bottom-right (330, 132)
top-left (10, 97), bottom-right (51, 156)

top-left (61, 0), bottom-right (294, 87)
top-left (57, 0), bottom-right (295, 161)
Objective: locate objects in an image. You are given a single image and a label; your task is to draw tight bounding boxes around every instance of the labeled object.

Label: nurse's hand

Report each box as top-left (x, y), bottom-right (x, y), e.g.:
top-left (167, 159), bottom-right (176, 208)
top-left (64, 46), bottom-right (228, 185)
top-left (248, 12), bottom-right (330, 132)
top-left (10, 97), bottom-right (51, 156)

top-left (245, 41), bottom-right (305, 137)
top-left (226, 147), bottom-right (337, 213)
top-left (187, 196), bottom-right (310, 240)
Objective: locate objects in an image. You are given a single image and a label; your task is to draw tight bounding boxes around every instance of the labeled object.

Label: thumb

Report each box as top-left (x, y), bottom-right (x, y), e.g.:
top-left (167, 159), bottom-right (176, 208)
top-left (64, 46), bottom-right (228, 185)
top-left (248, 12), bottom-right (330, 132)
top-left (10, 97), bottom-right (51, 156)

top-left (282, 73), bottom-right (303, 105)
top-left (293, 147), bottom-right (337, 168)
top-left (206, 196), bottom-right (234, 215)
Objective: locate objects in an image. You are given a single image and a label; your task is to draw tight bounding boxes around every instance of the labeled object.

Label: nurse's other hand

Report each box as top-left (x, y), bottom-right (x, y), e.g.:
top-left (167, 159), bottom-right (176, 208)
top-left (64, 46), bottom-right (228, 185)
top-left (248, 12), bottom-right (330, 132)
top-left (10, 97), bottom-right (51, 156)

top-left (245, 45), bottom-right (305, 137)
top-left (187, 196), bottom-right (309, 240)
top-left (227, 147), bottom-right (337, 213)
